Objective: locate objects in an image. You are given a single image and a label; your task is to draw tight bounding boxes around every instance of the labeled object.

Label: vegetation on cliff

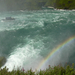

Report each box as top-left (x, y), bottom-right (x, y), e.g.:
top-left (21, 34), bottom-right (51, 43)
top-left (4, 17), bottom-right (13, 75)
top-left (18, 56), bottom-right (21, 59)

top-left (0, 62), bottom-right (75, 75)
top-left (0, 57), bottom-right (75, 75)
top-left (55, 0), bottom-right (75, 9)
top-left (0, 0), bottom-right (75, 11)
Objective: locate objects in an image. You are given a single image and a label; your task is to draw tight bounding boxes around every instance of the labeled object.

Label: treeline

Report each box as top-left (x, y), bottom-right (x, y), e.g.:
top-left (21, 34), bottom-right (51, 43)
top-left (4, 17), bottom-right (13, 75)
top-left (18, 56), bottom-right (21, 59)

top-left (0, 0), bottom-right (75, 11)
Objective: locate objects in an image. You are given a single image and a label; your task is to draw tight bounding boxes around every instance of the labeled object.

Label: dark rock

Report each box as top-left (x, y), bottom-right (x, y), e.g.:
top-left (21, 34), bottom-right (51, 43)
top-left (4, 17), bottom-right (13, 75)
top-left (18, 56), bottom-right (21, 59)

top-left (0, 56), bottom-right (6, 67)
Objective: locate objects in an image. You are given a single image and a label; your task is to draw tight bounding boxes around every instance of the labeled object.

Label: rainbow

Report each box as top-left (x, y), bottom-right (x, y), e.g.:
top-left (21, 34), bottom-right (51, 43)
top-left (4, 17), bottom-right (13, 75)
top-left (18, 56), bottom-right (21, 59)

top-left (36, 35), bottom-right (75, 72)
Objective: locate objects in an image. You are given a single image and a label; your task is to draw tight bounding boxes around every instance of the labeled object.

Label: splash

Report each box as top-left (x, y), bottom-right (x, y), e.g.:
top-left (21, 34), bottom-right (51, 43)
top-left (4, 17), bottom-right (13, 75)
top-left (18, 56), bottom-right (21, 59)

top-left (36, 35), bottom-right (75, 72)
top-left (1, 39), bottom-right (44, 71)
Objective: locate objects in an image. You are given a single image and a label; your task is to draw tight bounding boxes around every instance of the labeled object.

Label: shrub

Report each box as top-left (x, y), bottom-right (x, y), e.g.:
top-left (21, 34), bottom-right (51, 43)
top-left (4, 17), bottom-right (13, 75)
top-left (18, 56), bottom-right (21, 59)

top-left (0, 63), bottom-right (75, 75)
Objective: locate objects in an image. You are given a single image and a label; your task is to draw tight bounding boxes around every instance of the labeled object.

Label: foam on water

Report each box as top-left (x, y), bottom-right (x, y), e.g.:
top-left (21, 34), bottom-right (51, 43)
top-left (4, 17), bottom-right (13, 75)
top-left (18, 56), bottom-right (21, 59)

top-left (1, 38), bottom-right (44, 71)
top-left (0, 10), bottom-right (75, 72)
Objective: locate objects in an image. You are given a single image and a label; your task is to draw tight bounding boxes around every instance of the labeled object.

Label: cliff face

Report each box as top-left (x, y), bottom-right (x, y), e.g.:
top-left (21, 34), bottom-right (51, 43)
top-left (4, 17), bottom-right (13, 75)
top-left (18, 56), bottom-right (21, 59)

top-left (0, 0), bottom-right (75, 11)
top-left (0, 0), bottom-right (45, 11)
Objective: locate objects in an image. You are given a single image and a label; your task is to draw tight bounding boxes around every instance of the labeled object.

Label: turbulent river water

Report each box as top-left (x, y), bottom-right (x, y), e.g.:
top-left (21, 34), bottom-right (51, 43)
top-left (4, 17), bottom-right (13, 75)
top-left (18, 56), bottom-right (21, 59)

top-left (0, 9), bottom-right (75, 71)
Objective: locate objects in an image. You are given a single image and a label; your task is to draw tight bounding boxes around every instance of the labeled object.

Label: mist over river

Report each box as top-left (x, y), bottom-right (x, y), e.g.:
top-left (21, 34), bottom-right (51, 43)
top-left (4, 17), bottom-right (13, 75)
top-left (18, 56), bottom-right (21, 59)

top-left (0, 9), bottom-right (75, 71)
